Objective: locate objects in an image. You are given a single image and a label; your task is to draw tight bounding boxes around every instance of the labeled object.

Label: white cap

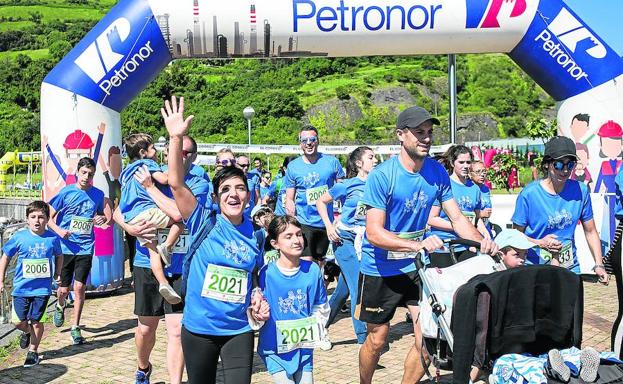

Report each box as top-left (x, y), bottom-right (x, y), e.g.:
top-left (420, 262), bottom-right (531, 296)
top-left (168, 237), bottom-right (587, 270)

top-left (494, 229), bottom-right (536, 250)
top-left (250, 204), bottom-right (272, 219)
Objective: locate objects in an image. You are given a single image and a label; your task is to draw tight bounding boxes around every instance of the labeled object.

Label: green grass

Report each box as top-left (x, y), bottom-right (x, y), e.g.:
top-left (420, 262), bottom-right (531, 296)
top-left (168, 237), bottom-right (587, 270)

top-left (0, 336), bottom-right (20, 361)
top-left (0, 5), bottom-right (107, 22)
top-left (0, 49), bottom-right (49, 60)
top-left (0, 20), bottom-right (34, 32)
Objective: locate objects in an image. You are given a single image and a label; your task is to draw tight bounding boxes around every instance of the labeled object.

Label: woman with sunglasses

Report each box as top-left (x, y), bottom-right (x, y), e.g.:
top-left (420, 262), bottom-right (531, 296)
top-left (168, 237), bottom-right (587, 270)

top-left (161, 96), bottom-right (269, 383)
top-left (511, 136), bottom-right (609, 284)
top-left (428, 145), bottom-right (490, 264)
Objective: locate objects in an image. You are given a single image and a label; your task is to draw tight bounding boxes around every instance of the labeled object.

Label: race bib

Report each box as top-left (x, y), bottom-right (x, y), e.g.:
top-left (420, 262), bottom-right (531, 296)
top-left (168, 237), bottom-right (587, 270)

top-left (558, 241), bottom-right (574, 269)
top-left (69, 216), bottom-right (93, 235)
top-left (276, 316), bottom-right (322, 353)
top-left (157, 229), bottom-right (190, 253)
top-left (354, 202), bottom-right (367, 221)
top-left (201, 264), bottom-right (248, 303)
top-left (387, 230), bottom-right (426, 260)
top-left (462, 211), bottom-right (476, 224)
top-left (306, 185), bottom-right (328, 205)
top-left (23, 258), bottom-right (50, 279)
top-left (264, 250), bottom-right (280, 264)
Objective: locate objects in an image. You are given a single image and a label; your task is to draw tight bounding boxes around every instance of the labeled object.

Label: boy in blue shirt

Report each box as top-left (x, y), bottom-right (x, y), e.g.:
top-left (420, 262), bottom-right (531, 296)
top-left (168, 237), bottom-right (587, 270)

top-left (0, 201), bottom-right (62, 367)
top-left (119, 134), bottom-right (184, 305)
top-left (258, 215), bottom-right (329, 384)
top-left (48, 157), bottom-right (106, 345)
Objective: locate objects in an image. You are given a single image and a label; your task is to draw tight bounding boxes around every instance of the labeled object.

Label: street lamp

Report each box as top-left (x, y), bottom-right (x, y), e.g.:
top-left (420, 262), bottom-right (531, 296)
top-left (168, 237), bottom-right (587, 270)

top-left (243, 106), bottom-right (255, 150)
top-left (157, 136), bottom-right (166, 162)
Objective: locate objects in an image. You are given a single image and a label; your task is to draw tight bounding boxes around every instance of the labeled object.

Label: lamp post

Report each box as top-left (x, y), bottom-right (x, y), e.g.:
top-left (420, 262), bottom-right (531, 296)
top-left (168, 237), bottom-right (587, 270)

top-left (243, 107), bottom-right (255, 152)
top-left (157, 136), bottom-right (166, 162)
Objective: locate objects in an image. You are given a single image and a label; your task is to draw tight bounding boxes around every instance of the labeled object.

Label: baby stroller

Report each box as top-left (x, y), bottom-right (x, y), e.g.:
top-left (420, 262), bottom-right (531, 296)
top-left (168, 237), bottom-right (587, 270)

top-left (416, 239), bottom-right (585, 384)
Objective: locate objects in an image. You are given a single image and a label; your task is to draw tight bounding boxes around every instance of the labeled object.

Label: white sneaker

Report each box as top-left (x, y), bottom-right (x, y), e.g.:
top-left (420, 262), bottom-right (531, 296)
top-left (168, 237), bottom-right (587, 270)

top-left (159, 283), bottom-right (182, 304)
top-left (156, 244), bottom-right (172, 267)
top-left (318, 334), bottom-right (333, 351)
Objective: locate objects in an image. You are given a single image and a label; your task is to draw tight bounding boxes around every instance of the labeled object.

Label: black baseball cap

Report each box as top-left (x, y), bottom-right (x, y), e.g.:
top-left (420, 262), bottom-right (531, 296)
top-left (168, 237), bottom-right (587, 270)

top-left (544, 136), bottom-right (578, 160)
top-left (397, 106), bottom-right (440, 129)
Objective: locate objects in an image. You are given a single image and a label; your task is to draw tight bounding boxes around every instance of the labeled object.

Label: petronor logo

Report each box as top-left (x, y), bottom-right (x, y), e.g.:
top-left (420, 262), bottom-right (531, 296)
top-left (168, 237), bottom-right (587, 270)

top-left (540, 8), bottom-right (606, 59)
top-left (73, 17), bottom-right (155, 96)
top-left (466, 0), bottom-right (527, 29)
top-left (75, 18), bottom-right (131, 83)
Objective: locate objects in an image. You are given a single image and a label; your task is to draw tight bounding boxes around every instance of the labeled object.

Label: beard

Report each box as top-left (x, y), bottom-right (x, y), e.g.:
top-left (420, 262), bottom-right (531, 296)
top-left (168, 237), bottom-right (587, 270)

top-left (404, 143), bottom-right (427, 161)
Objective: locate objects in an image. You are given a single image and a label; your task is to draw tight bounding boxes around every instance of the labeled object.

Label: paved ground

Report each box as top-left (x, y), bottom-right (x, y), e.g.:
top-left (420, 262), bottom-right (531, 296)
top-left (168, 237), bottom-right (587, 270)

top-left (0, 274), bottom-right (617, 384)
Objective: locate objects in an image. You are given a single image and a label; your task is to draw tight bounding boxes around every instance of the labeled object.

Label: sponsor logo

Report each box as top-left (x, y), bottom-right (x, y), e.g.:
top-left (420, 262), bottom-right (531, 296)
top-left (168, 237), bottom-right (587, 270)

top-left (293, 0), bottom-right (442, 33)
top-left (74, 17), bottom-right (155, 96)
top-left (466, 0), bottom-right (527, 29)
top-left (534, 8), bottom-right (606, 82)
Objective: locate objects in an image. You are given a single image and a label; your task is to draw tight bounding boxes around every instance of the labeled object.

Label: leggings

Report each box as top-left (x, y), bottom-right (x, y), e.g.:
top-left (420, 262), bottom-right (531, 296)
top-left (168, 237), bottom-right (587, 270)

top-left (181, 326), bottom-right (254, 384)
top-left (272, 370), bottom-right (314, 384)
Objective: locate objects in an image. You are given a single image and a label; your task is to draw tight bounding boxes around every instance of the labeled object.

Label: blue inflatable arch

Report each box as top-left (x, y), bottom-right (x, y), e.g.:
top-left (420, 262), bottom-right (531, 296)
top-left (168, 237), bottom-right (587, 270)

top-left (40, 0), bottom-right (623, 355)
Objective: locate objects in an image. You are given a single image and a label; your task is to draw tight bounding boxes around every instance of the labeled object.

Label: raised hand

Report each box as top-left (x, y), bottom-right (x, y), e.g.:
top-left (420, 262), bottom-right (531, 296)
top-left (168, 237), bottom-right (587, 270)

top-left (161, 95), bottom-right (194, 137)
top-left (97, 122), bottom-right (106, 134)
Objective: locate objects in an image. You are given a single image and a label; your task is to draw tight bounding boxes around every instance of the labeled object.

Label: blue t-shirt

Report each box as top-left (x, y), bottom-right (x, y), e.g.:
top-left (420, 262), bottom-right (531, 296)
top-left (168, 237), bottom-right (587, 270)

top-left (133, 170), bottom-right (212, 275)
top-left (511, 180), bottom-right (593, 273)
top-left (182, 206), bottom-right (263, 336)
top-left (2, 229), bottom-right (61, 297)
top-left (119, 159), bottom-right (162, 222)
top-left (260, 185), bottom-right (271, 201)
top-left (429, 178), bottom-right (482, 245)
top-left (284, 154), bottom-right (345, 228)
top-left (49, 184), bottom-right (105, 256)
top-left (257, 260), bottom-right (327, 375)
top-left (328, 177), bottom-right (366, 227)
top-left (615, 168), bottom-right (623, 220)
top-left (161, 165), bottom-right (212, 208)
top-left (360, 156), bottom-right (453, 277)
top-left (244, 173), bottom-right (261, 217)
top-left (269, 182), bottom-right (288, 216)
top-left (477, 183), bottom-right (494, 236)
top-left (189, 164), bottom-right (210, 183)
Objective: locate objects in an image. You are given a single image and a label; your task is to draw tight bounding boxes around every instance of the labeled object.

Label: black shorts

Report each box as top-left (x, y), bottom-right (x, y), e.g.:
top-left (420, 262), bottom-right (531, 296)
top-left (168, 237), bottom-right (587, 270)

top-left (355, 271), bottom-right (421, 324)
top-left (301, 224), bottom-right (330, 261)
top-left (60, 254), bottom-right (93, 287)
top-left (133, 267), bottom-right (184, 317)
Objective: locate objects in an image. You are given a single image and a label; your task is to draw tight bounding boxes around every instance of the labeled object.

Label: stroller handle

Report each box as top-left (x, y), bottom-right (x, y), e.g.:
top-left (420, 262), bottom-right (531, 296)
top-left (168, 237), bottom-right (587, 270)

top-left (445, 238), bottom-right (481, 249)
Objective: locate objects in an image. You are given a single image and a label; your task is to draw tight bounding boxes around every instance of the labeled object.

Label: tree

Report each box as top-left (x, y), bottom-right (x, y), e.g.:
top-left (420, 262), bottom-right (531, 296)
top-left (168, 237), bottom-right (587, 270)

top-left (526, 117), bottom-right (557, 143)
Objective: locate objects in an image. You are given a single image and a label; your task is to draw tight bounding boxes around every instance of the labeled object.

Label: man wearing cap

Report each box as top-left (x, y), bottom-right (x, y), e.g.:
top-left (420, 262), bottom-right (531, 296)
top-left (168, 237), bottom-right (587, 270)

top-left (511, 136), bottom-right (608, 284)
top-left (356, 106), bottom-right (498, 384)
top-left (284, 125), bottom-right (345, 263)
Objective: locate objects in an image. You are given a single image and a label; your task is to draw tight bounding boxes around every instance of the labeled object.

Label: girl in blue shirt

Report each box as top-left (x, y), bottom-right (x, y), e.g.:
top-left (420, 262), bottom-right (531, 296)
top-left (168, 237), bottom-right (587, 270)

top-left (470, 160), bottom-right (495, 238)
top-left (258, 215), bottom-right (329, 384)
top-left (162, 96), bottom-right (269, 384)
top-left (512, 136), bottom-right (608, 284)
top-left (316, 146), bottom-right (376, 345)
top-left (428, 145), bottom-right (489, 264)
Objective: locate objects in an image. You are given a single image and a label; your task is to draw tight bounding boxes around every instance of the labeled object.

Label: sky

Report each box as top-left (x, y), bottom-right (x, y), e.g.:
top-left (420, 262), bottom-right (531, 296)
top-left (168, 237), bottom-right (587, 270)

top-left (563, 0), bottom-right (623, 56)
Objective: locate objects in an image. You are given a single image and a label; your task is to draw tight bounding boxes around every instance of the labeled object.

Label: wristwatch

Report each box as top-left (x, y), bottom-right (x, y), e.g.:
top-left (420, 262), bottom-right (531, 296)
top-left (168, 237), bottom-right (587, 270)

top-left (592, 264), bottom-right (605, 272)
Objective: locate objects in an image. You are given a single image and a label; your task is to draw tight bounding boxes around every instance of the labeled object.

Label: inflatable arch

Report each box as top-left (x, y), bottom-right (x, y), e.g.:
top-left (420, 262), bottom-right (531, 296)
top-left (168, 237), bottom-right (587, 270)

top-left (40, 0), bottom-right (623, 354)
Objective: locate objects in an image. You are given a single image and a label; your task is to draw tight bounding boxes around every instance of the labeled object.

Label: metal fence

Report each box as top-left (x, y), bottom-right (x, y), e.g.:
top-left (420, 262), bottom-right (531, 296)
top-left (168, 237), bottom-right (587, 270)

top-left (0, 222), bottom-right (28, 324)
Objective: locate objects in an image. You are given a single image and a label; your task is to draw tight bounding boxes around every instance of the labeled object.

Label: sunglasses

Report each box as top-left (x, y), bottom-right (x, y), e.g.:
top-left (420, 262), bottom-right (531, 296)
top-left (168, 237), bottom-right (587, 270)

top-left (218, 159), bottom-right (236, 166)
top-left (299, 136), bottom-right (318, 144)
top-left (238, 163), bottom-right (250, 168)
top-left (552, 160), bottom-right (576, 171)
top-left (471, 169), bottom-right (487, 175)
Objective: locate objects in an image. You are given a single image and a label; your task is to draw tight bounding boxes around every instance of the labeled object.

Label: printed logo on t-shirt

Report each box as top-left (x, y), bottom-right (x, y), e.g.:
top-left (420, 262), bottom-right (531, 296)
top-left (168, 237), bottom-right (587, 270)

top-left (78, 200), bottom-right (95, 215)
top-left (278, 289), bottom-right (308, 314)
top-left (27, 243), bottom-right (48, 259)
top-left (303, 172), bottom-right (320, 188)
top-left (223, 240), bottom-right (252, 265)
top-left (456, 196), bottom-right (475, 211)
top-left (547, 209), bottom-right (573, 229)
top-left (404, 191), bottom-right (429, 213)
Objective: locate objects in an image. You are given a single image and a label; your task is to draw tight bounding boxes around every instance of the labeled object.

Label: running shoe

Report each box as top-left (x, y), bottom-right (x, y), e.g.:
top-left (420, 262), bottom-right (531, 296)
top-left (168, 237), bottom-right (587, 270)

top-left (135, 363), bottom-right (152, 384)
top-left (19, 332), bottom-right (30, 349)
top-left (580, 347), bottom-right (600, 383)
top-left (546, 349), bottom-right (570, 383)
top-left (318, 334), bottom-right (333, 351)
top-left (156, 244), bottom-right (172, 267)
top-left (23, 351), bottom-right (40, 367)
top-left (53, 303), bottom-right (64, 327)
top-left (340, 303), bottom-right (349, 313)
top-left (159, 283), bottom-right (182, 305)
top-left (71, 327), bottom-right (86, 345)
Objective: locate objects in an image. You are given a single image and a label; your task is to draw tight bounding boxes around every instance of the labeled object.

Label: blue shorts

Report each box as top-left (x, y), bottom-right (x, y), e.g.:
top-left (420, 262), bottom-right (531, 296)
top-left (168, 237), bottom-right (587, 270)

top-left (13, 295), bottom-right (49, 322)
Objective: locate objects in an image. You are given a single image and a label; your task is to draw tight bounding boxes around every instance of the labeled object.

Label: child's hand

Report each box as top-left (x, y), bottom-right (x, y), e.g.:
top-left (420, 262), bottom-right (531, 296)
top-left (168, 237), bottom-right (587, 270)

top-left (93, 215), bottom-right (107, 226)
top-left (58, 228), bottom-right (70, 239)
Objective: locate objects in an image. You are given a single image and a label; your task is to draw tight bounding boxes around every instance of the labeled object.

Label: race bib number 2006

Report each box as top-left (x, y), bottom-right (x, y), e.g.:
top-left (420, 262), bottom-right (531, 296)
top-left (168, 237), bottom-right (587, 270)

top-left (306, 185), bottom-right (328, 205)
top-left (69, 216), bottom-right (93, 235)
top-left (201, 264), bottom-right (248, 303)
top-left (276, 316), bottom-right (322, 353)
top-left (23, 258), bottom-right (50, 279)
